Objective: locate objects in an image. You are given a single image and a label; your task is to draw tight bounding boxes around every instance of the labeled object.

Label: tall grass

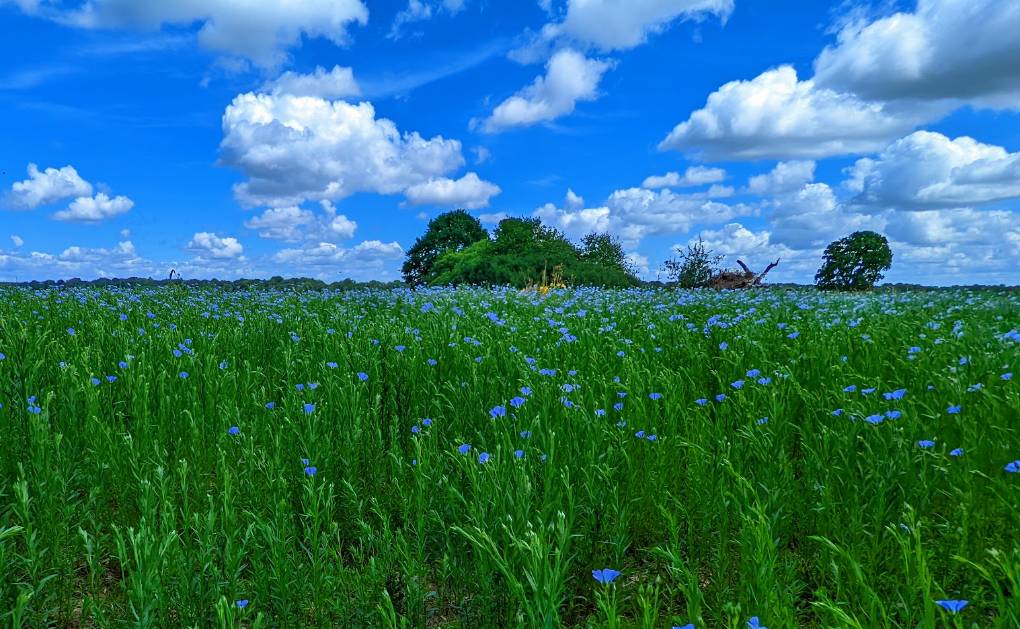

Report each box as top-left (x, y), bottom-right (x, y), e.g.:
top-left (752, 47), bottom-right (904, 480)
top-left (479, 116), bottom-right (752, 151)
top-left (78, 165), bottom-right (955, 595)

top-left (0, 285), bottom-right (1018, 627)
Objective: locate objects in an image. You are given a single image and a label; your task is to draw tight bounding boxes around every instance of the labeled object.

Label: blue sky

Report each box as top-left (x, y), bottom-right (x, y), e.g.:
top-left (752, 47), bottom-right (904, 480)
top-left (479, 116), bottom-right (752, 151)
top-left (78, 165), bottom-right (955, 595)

top-left (1, 0), bottom-right (1019, 284)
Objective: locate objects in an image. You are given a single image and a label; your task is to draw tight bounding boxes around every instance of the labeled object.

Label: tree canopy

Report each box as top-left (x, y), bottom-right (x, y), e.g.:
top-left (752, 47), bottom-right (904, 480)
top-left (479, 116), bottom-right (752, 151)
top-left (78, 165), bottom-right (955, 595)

top-left (401, 210), bottom-right (488, 286)
top-left (409, 212), bottom-right (639, 288)
top-left (815, 230), bottom-right (894, 291)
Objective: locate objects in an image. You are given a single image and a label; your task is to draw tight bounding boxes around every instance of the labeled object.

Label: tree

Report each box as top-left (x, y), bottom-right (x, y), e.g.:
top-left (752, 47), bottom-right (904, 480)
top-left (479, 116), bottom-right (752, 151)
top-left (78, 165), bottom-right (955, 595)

top-left (580, 233), bottom-right (634, 275)
top-left (401, 210), bottom-right (488, 286)
top-left (659, 237), bottom-right (723, 288)
top-left (815, 230), bottom-right (893, 291)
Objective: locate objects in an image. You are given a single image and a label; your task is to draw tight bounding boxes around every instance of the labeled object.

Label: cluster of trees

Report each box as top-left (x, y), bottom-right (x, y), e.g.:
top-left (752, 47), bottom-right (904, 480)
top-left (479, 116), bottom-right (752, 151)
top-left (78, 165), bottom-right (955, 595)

top-left (401, 210), bottom-right (639, 288)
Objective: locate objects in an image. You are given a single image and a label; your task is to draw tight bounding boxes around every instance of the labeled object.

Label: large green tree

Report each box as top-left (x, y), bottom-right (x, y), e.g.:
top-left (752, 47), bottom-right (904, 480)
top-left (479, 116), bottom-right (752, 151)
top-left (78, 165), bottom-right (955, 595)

top-left (579, 233), bottom-right (634, 275)
top-left (401, 210), bottom-right (488, 286)
top-left (815, 230), bottom-right (893, 291)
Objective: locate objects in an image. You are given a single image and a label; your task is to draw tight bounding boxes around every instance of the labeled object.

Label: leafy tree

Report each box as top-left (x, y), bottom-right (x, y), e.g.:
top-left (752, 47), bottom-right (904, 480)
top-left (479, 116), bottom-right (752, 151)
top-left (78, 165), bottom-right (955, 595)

top-left (659, 237), bottom-right (723, 288)
top-left (815, 230), bottom-right (893, 291)
top-left (580, 233), bottom-right (634, 275)
top-left (401, 210), bottom-right (488, 286)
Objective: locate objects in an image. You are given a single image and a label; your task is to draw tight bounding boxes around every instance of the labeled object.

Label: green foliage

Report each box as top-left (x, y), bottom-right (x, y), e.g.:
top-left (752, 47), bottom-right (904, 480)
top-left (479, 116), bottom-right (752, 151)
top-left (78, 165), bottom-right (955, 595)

top-left (580, 233), bottom-right (634, 275)
top-left (427, 217), bottom-right (640, 288)
top-left (659, 237), bottom-right (724, 288)
top-left (401, 210), bottom-right (488, 286)
top-left (815, 231), bottom-right (894, 291)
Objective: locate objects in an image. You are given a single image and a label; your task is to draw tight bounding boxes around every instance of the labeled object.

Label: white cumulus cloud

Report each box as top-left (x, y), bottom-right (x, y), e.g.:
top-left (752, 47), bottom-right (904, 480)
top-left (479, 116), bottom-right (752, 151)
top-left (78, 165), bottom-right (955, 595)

top-left (187, 232), bottom-right (244, 259)
top-left (262, 65), bottom-right (360, 99)
top-left (642, 165), bottom-right (726, 189)
top-left (845, 131), bottom-right (1020, 209)
top-left (53, 192), bottom-right (134, 222)
top-left (402, 172), bottom-right (501, 209)
top-left (558, 0), bottom-right (733, 51)
top-left (220, 92), bottom-right (466, 207)
top-left (5, 163), bottom-right (93, 210)
top-left (813, 0), bottom-right (1020, 109)
top-left (34, 0), bottom-right (370, 67)
top-left (746, 161), bottom-right (816, 195)
top-left (478, 48), bottom-right (613, 133)
top-left (659, 66), bottom-right (931, 160)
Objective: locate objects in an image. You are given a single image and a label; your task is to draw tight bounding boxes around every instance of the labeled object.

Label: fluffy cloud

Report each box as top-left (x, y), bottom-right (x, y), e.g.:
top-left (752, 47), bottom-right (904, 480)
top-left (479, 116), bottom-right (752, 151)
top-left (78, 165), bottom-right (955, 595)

top-left (5, 163), bottom-right (93, 210)
top-left (813, 0), bottom-right (1020, 109)
top-left (659, 66), bottom-right (930, 160)
top-left (53, 193), bottom-right (134, 222)
top-left (187, 232), bottom-right (244, 259)
top-left (389, 0), bottom-right (467, 40)
top-left (532, 189), bottom-right (611, 238)
top-left (746, 160), bottom-right (816, 195)
top-left (58, 240), bottom-right (140, 264)
top-left (478, 49), bottom-right (613, 133)
top-left (884, 208), bottom-right (1020, 247)
top-left (220, 92), bottom-right (466, 207)
top-left (402, 172), bottom-right (501, 209)
top-left (557, 0), bottom-right (733, 50)
top-left (767, 183), bottom-right (879, 250)
top-left (845, 131), bottom-right (1020, 209)
top-left (10, 235), bottom-right (23, 248)
top-left (642, 165), bottom-right (726, 189)
top-left (243, 201), bottom-right (357, 242)
top-left (28, 0), bottom-right (369, 67)
top-left (272, 240), bottom-right (404, 279)
top-left (262, 65), bottom-right (360, 99)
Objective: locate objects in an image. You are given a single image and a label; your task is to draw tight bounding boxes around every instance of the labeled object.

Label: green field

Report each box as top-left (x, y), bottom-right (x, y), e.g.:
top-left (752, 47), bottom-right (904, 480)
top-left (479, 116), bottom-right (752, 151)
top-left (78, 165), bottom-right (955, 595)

top-left (1, 285), bottom-right (1018, 627)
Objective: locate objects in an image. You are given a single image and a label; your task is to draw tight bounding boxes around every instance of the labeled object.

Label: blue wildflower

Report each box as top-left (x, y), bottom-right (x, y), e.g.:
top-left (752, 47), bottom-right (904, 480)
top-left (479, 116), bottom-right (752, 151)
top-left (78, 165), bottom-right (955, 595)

top-left (884, 388), bottom-right (907, 401)
top-left (427, 358), bottom-right (437, 366)
top-left (1003, 372), bottom-right (1013, 381)
top-left (326, 361), bottom-right (338, 369)
top-left (179, 371), bottom-right (188, 379)
top-left (950, 448), bottom-right (964, 457)
top-left (862, 387), bottom-right (876, 395)
top-left (757, 377), bottom-right (772, 385)
top-left (265, 402), bottom-right (276, 410)
top-left (509, 396), bottom-right (526, 408)
top-left (844, 385), bottom-right (857, 393)
top-left (458, 443), bottom-right (471, 455)
top-left (304, 466), bottom-right (317, 477)
top-left (357, 372), bottom-right (369, 381)
top-left (411, 425), bottom-right (420, 434)
top-left (886, 410), bottom-right (902, 419)
top-left (832, 409), bottom-right (844, 416)
top-left (695, 398), bottom-right (708, 406)
top-left (67, 327), bottom-right (75, 336)
top-left (646, 434), bottom-right (657, 441)
top-left (119, 361), bottom-right (128, 369)
top-left (520, 386), bottom-right (532, 396)
top-left (514, 449), bottom-right (524, 459)
top-left (635, 430), bottom-right (645, 438)
top-left (649, 392), bottom-right (662, 400)
top-left (304, 403), bottom-right (315, 414)
top-left (520, 431), bottom-right (531, 439)
top-left (296, 383), bottom-right (305, 391)
top-left (422, 418), bottom-right (432, 427)
top-left (865, 414), bottom-right (884, 424)
top-left (715, 394), bottom-right (726, 402)
top-left (746, 369), bottom-right (760, 378)
top-left (236, 599), bottom-right (249, 609)
top-left (595, 408), bottom-right (606, 416)
top-left (731, 380), bottom-right (745, 389)
top-left (947, 405), bottom-right (961, 414)
top-left (748, 617), bottom-right (766, 629)
top-left (228, 426), bottom-right (240, 435)
top-left (757, 417), bottom-right (769, 425)
top-left (935, 600), bottom-right (968, 613)
top-left (1005, 460), bottom-right (1020, 473)
top-left (478, 452), bottom-right (490, 464)
top-left (91, 377), bottom-right (101, 386)
top-left (918, 440), bottom-right (936, 448)
top-left (490, 405), bottom-right (507, 418)
top-left (592, 568), bottom-right (621, 584)
top-left (614, 402), bottom-right (624, 411)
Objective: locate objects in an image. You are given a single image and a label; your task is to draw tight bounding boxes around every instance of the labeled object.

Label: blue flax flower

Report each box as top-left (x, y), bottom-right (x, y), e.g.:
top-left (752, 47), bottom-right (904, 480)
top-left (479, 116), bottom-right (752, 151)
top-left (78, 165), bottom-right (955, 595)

top-left (458, 443), bottom-right (471, 455)
top-left (228, 426), bottom-right (240, 435)
top-left (478, 452), bottom-right (490, 464)
top-left (918, 440), bottom-right (936, 448)
top-left (236, 599), bottom-right (249, 609)
top-left (358, 372), bottom-right (369, 381)
top-left (304, 403), bottom-right (315, 415)
top-left (935, 600), bottom-right (968, 613)
top-left (1005, 460), bottom-right (1020, 473)
top-left (592, 568), bottom-right (620, 584)
top-left (304, 466), bottom-right (317, 477)
top-left (947, 405), bottom-right (961, 414)
top-left (950, 448), bottom-right (964, 457)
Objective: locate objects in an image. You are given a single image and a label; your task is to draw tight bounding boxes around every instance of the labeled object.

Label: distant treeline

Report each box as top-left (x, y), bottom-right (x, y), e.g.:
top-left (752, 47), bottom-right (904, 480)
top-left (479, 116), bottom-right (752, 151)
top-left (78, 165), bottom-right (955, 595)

top-left (0, 276), bottom-right (405, 291)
